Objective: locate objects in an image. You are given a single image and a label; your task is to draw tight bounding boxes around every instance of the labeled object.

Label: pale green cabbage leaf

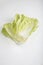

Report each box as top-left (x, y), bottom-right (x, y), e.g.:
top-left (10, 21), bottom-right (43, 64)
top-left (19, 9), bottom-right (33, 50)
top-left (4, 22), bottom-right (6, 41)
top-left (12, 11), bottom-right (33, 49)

top-left (2, 14), bottom-right (38, 43)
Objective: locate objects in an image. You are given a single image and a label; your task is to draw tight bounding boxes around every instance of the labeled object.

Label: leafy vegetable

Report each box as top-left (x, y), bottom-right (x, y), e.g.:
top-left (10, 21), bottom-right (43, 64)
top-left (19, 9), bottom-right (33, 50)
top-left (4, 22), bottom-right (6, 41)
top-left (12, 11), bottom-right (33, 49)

top-left (2, 14), bottom-right (38, 43)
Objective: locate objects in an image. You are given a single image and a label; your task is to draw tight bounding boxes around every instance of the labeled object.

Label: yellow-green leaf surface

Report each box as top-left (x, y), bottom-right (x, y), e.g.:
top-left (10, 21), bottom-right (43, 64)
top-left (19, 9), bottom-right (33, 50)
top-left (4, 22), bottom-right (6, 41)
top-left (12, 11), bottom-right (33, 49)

top-left (2, 14), bottom-right (38, 43)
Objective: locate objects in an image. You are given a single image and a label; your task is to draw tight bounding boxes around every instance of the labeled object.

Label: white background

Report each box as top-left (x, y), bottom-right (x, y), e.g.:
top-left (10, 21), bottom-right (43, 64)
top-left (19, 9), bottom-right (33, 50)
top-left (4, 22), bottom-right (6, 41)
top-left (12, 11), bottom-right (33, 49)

top-left (0, 0), bottom-right (43, 65)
